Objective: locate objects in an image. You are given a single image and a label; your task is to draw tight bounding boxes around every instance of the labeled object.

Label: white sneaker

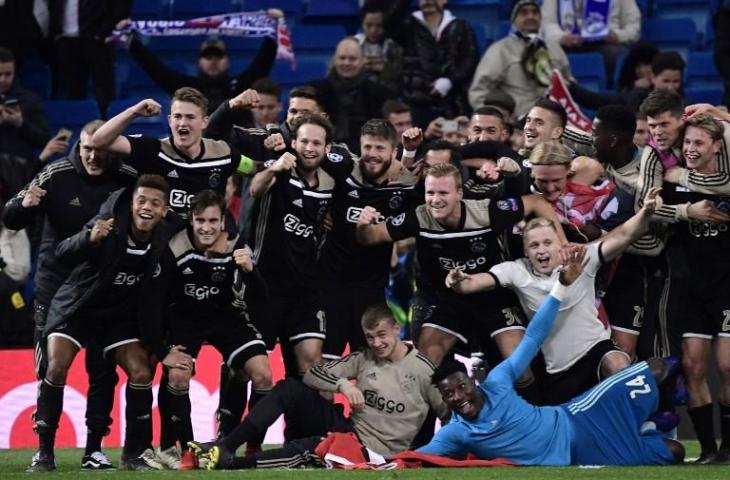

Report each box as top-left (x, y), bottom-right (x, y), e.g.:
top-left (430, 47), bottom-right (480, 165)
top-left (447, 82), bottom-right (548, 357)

top-left (155, 445), bottom-right (181, 470)
top-left (139, 448), bottom-right (165, 470)
top-left (81, 450), bottom-right (113, 469)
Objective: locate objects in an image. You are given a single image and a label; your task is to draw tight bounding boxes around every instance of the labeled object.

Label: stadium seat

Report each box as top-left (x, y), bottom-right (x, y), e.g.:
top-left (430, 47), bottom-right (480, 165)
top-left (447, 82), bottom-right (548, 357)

top-left (242, 0), bottom-right (303, 16)
top-left (131, 0), bottom-right (165, 19)
top-left (568, 53), bottom-right (607, 91)
top-left (683, 87), bottom-right (723, 106)
top-left (704, 15), bottom-right (715, 50)
top-left (169, 0), bottom-right (238, 19)
top-left (641, 18), bottom-right (698, 58)
top-left (290, 25), bottom-right (347, 64)
top-left (119, 63), bottom-right (172, 101)
top-left (448, 0), bottom-right (502, 40)
top-left (44, 100), bottom-right (101, 129)
top-left (19, 60), bottom-right (51, 99)
top-left (653, 0), bottom-right (713, 36)
top-left (108, 99), bottom-right (169, 138)
top-left (471, 22), bottom-right (488, 55)
top-left (496, 20), bottom-right (511, 40)
top-left (270, 59), bottom-right (328, 88)
top-left (305, 0), bottom-right (358, 17)
top-left (685, 52), bottom-right (724, 90)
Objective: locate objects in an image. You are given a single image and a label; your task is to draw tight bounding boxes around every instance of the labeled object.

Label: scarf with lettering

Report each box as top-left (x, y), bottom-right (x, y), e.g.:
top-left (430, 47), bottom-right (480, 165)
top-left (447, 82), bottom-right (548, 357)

top-left (558, 0), bottom-right (612, 42)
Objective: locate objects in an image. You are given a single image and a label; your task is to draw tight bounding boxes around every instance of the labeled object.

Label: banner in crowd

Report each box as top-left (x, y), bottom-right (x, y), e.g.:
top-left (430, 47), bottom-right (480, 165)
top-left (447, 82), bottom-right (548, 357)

top-left (0, 346), bottom-right (294, 448)
top-left (111, 11), bottom-right (296, 65)
top-left (548, 69), bottom-right (593, 133)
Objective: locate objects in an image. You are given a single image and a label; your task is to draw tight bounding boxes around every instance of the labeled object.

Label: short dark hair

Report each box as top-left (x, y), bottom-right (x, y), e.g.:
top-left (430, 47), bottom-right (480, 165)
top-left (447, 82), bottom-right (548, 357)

top-left (172, 87), bottom-right (209, 115)
top-left (0, 47), bottom-right (14, 64)
top-left (595, 104), bottom-right (637, 139)
top-left (361, 118), bottom-right (397, 147)
top-left (251, 77), bottom-right (282, 99)
top-left (431, 358), bottom-right (468, 385)
top-left (189, 189), bottom-right (226, 217)
top-left (639, 89), bottom-right (684, 118)
top-left (473, 106), bottom-right (506, 121)
top-left (533, 98), bottom-right (567, 128)
top-left (360, 1), bottom-right (385, 19)
top-left (361, 304), bottom-right (396, 330)
top-left (289, 85), bottom-right (319, 103)
top-left (636, 111), bottom-right (647, 121)
top-left (381, 99), bottom-right (411, 118)
top-left (426, 139), bottom-right (460, 163)
top-left (134, 174), bottom-right (169, 199)
top-left (651, 51), bottom-right (685, 76)
top-left (291, 113), bottom-right (335, 144)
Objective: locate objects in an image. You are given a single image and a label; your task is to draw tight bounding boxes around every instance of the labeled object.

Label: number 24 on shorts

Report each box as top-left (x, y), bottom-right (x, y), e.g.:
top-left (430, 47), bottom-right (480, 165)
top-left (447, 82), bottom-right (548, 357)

top-left (626, 375), bottom-right (651, 399)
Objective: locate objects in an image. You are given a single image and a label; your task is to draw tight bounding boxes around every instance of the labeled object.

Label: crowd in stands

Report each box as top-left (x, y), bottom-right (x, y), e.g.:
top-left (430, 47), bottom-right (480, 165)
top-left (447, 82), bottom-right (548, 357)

top-left (2, 0), bottom-right (730, 472)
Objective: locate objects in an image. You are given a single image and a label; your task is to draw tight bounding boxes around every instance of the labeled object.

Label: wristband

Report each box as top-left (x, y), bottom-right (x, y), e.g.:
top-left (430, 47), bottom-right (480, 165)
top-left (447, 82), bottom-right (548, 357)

top-left (402, 148), bottom-right (417, 158)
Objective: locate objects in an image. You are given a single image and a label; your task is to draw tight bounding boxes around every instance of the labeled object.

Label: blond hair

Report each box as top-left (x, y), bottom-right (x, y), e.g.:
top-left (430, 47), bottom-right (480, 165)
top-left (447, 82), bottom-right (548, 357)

top-left (425, 163), bottom-right (462, 189)
top-left (172, 87), bottom-right (209, 115)
top-left (529, 141), bottom-right (572, 166)
top-left (523, 217), bottom-right (558, 235)
top-left (685, 113), bottom-right (724, 142)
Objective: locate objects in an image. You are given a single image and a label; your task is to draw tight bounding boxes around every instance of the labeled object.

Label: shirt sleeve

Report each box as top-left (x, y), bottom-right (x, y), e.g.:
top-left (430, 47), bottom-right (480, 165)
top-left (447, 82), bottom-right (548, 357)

top-left (487, 197), bottom-right (525, 230)
top-left (303, 351), bottom-right (365, 393)
top-left (125, 136), bottom-right (162, 172)
top-left (385, 209), bottom-right (420, 241)
top-left (415, 423), bottom-right (467, 458)
top-left (488, 261), bottom-right (517, 289)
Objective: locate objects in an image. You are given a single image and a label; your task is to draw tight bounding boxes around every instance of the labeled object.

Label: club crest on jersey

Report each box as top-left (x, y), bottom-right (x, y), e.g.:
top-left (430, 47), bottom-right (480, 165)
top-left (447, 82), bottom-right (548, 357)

top-left (327, 152), bottom-right (344, 163)
top-left (153, 263), bottom-right (162, 277)
top-left (211, 266), bottom-right (227, 283)
top-left (496, 198), bottom-right (518, 211)
top-left (389, 195), bottom-right (403, 209)
top-left (390, 212), bottom-right (406, 226)
top-left (264, 159), bottom-right (276, 169)
top-left (209, 172), bottom-right (222, 188)
top-left (470, 240), bottom-right (487, 253)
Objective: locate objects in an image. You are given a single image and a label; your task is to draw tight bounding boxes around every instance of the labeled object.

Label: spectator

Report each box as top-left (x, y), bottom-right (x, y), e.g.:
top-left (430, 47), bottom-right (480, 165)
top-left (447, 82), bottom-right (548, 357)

top-left (481, 91), bottom-right (517, 122)
top-left (382, 99), bottom-right (413, 139)
top-left (128, 9), bottom-right (283, 117)
top-left (0, 216), bottom-right (32, 347)
top-left (541, 0), bottom-right (641, 83)
top-left (51, 0), bottom-right (130, 113)
top-left (713, 4), bottom-right (730, 106)
top-left (249, 78), bottom-right (282, 129)
top-left (383, 0), bottom-right (478, 125)
top-left (355, 2), bottom-right (403, 93)
top-left (469, 0), bottom-right (572, 119)
top-left (616, 42), bottom-right (659, 94)
top-left (0, 47), bottom-right (49, 198)
top-left (634, 112), bottom-right (650, 148)
top-left (309, 37), bottom-right (393, 154)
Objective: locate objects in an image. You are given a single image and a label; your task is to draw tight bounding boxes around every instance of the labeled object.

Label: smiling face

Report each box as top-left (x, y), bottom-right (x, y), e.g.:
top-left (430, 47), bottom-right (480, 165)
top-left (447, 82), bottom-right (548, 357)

top-left (424, 174), bottom-right (463, 225)
top-left (333, 39), bottom-right (364, 80)
top-left (513, 4), bottom-right (541, 34)
top-left (646, 111), bottom-right (682, 153)
top-left (292, 123), bottom-right (330, 173)
top-left (131, 186), bottom-right (167, 236)
top-left (468, 114), bottom-right (506, 143)
top-left (360, 134), bottom-right (395, 182)
top-left (363, 318), bottom-right (402, 360)
top-left (168, 100), bottom-right (208, 151)
top-left (523, 225), bottom-right (562, 275)
top-left (286, 96), bottom-right (321, 130)
top-left (190, 205), bottom-right (225, 250)
top-left (79, 130), bottom-right (111, 176)
top-left (531, 164), bottom-right (569, 203)
top-left (524, 107), bottom-right (563, 149)
top-left (683, 126), bottom-right (721, 174)
top-left (438, 371), bottom-right (484, 420)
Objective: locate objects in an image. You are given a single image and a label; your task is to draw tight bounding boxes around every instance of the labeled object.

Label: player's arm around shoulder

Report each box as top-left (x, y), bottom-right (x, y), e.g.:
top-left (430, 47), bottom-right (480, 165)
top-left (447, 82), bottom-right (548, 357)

top-left (355, 206), bottom-right (394, 245)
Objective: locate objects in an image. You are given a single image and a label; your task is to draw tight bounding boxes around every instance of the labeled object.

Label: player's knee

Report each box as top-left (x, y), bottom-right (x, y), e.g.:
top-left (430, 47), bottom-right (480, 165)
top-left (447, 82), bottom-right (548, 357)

top-left (716, 358), bottom-right (730, 382)
top-left (45, 359), bottom-right (70, 384)
top-left (646, 357), bottom-right (668, 383)
top-left (248, 368), bottom-right (273, 390)
top-left (166, 367), bottom-right (191, 389)
top-left (664, 439), bottom-right (685, 464)
top-left (126, 363), bottom-right (153, 385)
top-left (681, 354), bottom-right (706, 380)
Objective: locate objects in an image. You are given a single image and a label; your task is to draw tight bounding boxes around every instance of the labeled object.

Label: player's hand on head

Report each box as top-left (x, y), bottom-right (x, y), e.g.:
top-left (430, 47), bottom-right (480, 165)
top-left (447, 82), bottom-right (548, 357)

top-left (684, 103), bottom-right (716, 120)
top-left (272, 152), bottom-right (297, 172)
top-left (233, 246), bottom-right (254, 272)
top-left (21, 184), bottom-right (46, 207)
top-left (557, 244), bottom-right (587, 285)
top-left (402, 127), bottom-right (424, 151)
top-left (496, 157), bottom-right (520, 177)
top-left (230, 89), bottom-right (261, 110)
top-left (357, 206), bottom-right (381, 226)
top-left (89, 218), bottom-right (115, 244)
top-left (133, 99), bottom-right (162, 117)
top-left (263, 133), bottom-right (286, 151)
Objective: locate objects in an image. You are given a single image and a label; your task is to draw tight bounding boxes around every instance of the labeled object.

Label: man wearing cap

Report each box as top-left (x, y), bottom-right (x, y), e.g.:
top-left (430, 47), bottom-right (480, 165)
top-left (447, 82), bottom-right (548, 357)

top-left (127, 9), bottom-right (283, 116)
top-left (469, 0), bottom-right (573, 119)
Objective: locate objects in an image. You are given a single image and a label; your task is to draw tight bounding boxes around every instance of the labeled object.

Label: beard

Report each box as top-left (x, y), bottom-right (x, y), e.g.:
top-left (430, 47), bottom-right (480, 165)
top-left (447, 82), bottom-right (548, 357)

top-left (359, 156), bottom-right (391, 182)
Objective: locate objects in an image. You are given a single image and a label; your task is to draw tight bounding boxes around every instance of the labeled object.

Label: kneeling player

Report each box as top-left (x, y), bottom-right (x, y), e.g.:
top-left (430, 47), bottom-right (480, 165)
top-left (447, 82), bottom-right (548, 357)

top-left (28, 175), bottom-right (171, 471)
top-left (144, 190), bottom-right (273, 466)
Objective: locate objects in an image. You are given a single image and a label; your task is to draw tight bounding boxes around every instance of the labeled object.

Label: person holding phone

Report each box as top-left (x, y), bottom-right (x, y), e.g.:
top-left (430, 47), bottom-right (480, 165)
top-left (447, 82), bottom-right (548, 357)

top-left (0, 47), bottom-right (49, 196)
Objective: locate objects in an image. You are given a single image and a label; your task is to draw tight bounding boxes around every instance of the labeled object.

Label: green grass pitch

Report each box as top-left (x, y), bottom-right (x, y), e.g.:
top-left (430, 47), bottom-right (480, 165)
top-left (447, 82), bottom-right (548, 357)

top-left (1, 442), bottom-right (728, 480)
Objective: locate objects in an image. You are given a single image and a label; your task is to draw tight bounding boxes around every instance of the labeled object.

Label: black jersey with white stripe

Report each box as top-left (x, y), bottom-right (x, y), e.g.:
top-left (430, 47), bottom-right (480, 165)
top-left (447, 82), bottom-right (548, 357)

top-left (125, 136), bottom-right (243, 216)
top-left (250, 167), bottom-right (335, 293)
top-left (320, 156), bottom-right (418, 288)
top-left (386, 198), bottom-right (524, 294)
top-left (155, 228), bottom-right (266, 318)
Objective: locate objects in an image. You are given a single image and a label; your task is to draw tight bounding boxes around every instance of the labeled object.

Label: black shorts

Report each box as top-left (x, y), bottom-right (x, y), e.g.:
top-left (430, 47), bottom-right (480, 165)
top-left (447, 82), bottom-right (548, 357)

top-left (603, 254), bottom-right (660, 336)
top-left (538, 339), bottom-right (628, 406)
top-left (682, 269), bottom-right (730, 339)
top-left (168, 313), bottom-right (267, 369)
top-left (48, 312), bottom-right (141, 358)
top-left (248, 293), bottom-right (326, 351)
top-left (425, 288), bottom-right (525, 346)
top-left (321, 284), bottom-right (386, 359)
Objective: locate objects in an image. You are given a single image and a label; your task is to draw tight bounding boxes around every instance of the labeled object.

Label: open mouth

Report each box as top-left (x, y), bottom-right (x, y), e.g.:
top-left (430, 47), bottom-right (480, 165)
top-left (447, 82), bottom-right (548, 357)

top-left (457, 400), bottom-right (474, 416)
top-left (525, 131), bottom-right (538, 142)
top-left (138, 212), bottom-right (153, 221)
top-left (177, 127), bottom-right (191, 140)
top-left (536, 254), bottom-right (550, 269)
